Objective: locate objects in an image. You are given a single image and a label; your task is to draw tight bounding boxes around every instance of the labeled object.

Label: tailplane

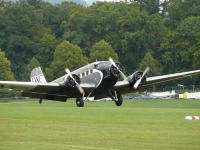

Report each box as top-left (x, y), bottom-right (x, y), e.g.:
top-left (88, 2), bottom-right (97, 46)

top-left (30, 67), bottom-right (47, 83)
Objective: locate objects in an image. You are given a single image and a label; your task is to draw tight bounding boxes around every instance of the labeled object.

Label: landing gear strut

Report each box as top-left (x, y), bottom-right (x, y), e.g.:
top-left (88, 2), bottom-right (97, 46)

top-left (76, 97), bottom-right (84, 107)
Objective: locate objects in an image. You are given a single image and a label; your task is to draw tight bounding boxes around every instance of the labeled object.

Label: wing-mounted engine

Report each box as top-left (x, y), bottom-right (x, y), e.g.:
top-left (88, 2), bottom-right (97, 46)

top-left (65, 74), bottom-right (80, 88)
top-left (64, 68), bottom-right (84, 94)
top-left (128, 71), bottom-right (147, 87)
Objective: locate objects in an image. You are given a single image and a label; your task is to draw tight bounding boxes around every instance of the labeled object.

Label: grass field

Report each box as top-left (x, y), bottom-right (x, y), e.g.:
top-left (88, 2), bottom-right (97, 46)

top-left (0, 98), bottom-right (200, 150)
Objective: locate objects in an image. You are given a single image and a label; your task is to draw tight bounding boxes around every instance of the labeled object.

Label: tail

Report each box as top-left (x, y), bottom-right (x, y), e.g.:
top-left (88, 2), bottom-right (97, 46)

top-left (30, 67), bottom-right (47, 83)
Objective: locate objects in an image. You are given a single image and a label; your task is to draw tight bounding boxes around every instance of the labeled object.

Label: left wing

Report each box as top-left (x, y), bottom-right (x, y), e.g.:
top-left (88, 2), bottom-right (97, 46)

top-left (114, 69), bottom-right (200, 94)
top-left (142, 69), bottom-right (200, 88)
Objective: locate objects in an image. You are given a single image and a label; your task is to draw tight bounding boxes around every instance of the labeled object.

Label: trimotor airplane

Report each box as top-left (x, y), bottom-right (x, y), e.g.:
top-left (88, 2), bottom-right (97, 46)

top-left (1, 57), bottom-right (200, 107)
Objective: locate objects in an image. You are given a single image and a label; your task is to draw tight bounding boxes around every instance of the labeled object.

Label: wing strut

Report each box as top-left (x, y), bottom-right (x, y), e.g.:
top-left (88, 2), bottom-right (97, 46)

top-left (84, 90), bottom-right (93, 101)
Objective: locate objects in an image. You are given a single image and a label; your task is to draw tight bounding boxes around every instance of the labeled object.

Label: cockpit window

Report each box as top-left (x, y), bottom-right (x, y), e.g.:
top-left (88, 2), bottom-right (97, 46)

top-left (98, 62), bottom-right (111, 69)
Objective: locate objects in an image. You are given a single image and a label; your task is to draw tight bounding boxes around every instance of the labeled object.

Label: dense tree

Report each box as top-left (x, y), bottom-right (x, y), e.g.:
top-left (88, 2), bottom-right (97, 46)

top-left (116, 6), bottom-right (167, 74)
top-left (61, 12), bottom-right (91, 56)
top-left (89, 2), bottom-right (130, 50)
top-left (137, 52), bottom-right (163, 77)
top-left (175, 16), bottom-right (200, 42)
top-left (158, 16), bottom-right (200, 74)
top-left (89, 40), bottom-right (118, 62)
top-left (134, 0), bottom-right (160, 15)
top-left (189, 35), bottom-right (200, 69)
top-left (175, 16), bottom-right (200, 69)
top-left (158, 30), bottom-right (191, 74)
top-left (22, 56), bottom-right (40, 81)
top-left (0, 49), bottom-right (15, 81)
top-left (162, 0), bottom-right (200, 30)
top-left (36, 34), bottom-right (60, 70)
top-left (1, 0), bottom-right (43, 80)
top-left (45, 40), bottom-right (88, 81)
top-left (1, 0), bottom-right (200, 87)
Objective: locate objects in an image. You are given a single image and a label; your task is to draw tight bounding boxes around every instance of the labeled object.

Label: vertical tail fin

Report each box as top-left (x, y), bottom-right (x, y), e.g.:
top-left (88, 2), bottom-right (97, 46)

top-left (30, 67), bottom-right (47, 83)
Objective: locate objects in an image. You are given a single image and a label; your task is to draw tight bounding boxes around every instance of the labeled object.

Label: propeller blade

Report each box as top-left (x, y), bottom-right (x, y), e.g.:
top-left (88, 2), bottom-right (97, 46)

top-left (65, 68), bottom-right (73, 78)
top-left (133, 67), bottom-right (149, 89)
top-left (108, 57), bottom-right (127, 80)
top-left (65, 68), bottom-right (84, 94)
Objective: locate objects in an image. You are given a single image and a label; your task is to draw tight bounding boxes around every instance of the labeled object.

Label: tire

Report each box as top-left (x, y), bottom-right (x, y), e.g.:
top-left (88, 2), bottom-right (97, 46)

top-left (76, 97), bottom-right (84, 107)
top-left (115, 94), bottom-right (123, 106)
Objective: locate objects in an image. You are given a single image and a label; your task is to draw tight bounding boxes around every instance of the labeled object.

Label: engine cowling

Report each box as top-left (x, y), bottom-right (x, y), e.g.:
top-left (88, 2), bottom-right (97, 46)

top-left (65, 74), bottom-right (80, 88)
top-left (109, 63), bottom-right (123, 77)
top-left (128, 71), bottom-right (146, 86)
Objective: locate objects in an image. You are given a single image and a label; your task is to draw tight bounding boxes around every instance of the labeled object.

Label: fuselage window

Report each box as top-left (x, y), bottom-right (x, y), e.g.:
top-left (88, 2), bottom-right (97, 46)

top-left (86, 70), bottom-right (89, 75)
top-left (94, 64), bottom-right (98, 69)
top-left (82, 73), bottom-right (85, 77)
top-left (90, 69), bottom-right (93, 73)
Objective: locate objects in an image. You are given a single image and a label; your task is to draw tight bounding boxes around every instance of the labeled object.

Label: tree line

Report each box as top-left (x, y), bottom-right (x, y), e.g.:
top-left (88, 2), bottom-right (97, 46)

top-left (0, 0), bottom-right (200, 86)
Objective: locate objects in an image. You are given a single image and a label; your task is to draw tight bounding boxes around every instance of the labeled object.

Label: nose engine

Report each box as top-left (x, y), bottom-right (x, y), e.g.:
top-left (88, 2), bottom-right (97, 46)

top-left (95, 61), bottom-right (124, 88)
top-left (110, 63), bottom-right (123, 77)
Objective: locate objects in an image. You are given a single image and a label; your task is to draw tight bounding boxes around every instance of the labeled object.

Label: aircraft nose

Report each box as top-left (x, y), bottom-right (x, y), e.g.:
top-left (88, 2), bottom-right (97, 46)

top-left (110, 65), bottom-right (119, 77)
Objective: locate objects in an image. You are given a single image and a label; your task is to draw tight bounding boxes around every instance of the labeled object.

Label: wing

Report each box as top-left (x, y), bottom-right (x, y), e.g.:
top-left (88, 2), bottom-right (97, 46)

top-left (0, 80), bottom-right (98, 93)
top-left (0, 70), bottom-right (103, 101)
top-left (0, 81), bottom-right (67, 95)
top-left (0, 81), bottom-right (63, 92)
top-left (0, 81), bottom-right (96, 101)
top-left (113, 69), bottom-right (200, 94)
top-left (0, 81), bottom-right (68, 101)
top-left (143, 69), bottom-right (200, 87)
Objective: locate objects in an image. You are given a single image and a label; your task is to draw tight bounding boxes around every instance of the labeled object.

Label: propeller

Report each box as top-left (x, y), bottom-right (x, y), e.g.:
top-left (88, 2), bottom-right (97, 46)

top-left (65, 68), bottom-right (85, 95)
top-left (133, 67), bottom-right (149, 89)
top-left (108, 57), bottom-right (127, 80)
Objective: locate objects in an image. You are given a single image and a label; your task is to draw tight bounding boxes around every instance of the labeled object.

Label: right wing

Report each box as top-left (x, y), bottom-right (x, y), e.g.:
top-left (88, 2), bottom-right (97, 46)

top-left (0, 81), bottom-right (62, 92)
top-left (0, 69), bottom-right (103, 101)
top-left (0, 81), bottom-right (96, 101)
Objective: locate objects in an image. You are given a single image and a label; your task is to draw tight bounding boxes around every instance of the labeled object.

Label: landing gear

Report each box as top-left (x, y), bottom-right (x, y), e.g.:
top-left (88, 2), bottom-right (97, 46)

top-left (108, 90), bottom-right (123, 106)
top-left (39, 99), bottom-right (42, 104)
top-left (115, 94), bottom-right (123, 106)
top-left (76, 97), bottom-right (84, 107)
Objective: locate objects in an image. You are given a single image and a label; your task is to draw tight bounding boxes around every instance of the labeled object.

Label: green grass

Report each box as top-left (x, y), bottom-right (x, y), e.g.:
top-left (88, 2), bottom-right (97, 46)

top-left (0, 99), bottom-right (200, 150)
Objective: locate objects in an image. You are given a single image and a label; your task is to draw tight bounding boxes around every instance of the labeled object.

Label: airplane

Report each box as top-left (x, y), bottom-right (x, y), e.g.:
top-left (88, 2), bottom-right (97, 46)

top-left (149, 90), bottom-right (176, 98)
top-left (1, 57), bottom-right (200, 107)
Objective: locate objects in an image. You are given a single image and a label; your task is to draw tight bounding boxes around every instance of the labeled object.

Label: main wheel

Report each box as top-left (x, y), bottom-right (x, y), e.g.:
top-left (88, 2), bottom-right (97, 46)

top-left (115, 94), bottom-right (123, 106)
top-left (39, 99), bottom-right (42, 104)
top-left (76, 97), bottom-right (84, 107)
